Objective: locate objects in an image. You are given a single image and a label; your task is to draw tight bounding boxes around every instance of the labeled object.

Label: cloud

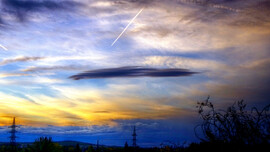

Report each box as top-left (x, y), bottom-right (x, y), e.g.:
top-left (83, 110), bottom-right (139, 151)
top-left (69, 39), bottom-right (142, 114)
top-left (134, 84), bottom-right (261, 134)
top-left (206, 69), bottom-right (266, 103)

top-left (0, 117), bottom-right (198, 146)
top-left (0, 16), bottom-right (5, 27)
top-left (0, 88), bottom-right (39, 104)
top-left (181, 0), bottom-right (270, 25)
top-left (0, 0), bottom-right (82, 22)
top-left (119, 0), bottom-right (270, 26)
top-left (69, 66), bottom-right (198, 80)
top-left (22, 65), bottom-right (87, 72)
top-left (0, 72), bottom-right (29, 78)
top-left (205, 58), bottom-right (270, 105)
top-left (7, 117), bottom-right (197, 146)
top-left (93, 111), bottom-right (111, 113)
top-left (142, 56), bottom-right (227, 70)
top-left (175, 58), bottom-right (270, 108)
top-left (0, 56), bottom-right (44, 66)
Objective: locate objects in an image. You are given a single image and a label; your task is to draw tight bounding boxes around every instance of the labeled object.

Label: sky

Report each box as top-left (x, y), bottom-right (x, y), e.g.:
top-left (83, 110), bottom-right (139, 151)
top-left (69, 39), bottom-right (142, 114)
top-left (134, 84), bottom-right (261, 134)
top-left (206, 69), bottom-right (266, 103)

top-left (0, 0), bottom-right (270, 147)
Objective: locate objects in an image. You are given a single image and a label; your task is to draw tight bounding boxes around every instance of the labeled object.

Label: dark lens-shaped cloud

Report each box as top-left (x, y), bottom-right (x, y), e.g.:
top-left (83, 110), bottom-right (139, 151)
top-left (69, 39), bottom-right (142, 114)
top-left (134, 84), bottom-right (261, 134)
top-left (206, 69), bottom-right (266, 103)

top-left (1, 0), bottom-right (82, 22)
top-left (69, 66), bottom-right (198, 80)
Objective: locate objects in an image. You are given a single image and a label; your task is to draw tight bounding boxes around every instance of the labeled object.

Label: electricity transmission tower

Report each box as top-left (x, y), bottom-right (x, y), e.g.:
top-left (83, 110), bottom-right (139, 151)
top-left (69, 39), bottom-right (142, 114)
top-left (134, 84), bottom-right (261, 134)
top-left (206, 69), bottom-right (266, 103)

top-left (97, 140), bottom-right (99, 152)
top-left (9, 117), bottom-right (18, 147)
top-left (132, 126), bottom-right (137, 148)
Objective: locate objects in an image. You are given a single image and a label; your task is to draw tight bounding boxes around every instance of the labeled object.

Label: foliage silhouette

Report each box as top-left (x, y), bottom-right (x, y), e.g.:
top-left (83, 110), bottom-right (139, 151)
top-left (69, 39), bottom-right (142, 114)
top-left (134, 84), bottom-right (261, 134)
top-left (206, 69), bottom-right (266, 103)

top-left (195, 96), bottom-right (270, 144)
top-left (29, 137), bottom-right (62, 152)
top-left (85, 145), bottom-right (94, 152)
top-left (74, 144), bottom-right (81, 152)
top-left (124, 141), bottom-right (129, 152)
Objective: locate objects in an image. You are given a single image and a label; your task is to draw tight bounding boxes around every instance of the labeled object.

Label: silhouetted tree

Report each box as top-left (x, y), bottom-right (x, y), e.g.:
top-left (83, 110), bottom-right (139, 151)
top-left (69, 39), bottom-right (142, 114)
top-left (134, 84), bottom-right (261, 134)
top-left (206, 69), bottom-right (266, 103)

top-left (195, 96), bottom-right (270, 145)
top-left (74, 143), bottom-right (81, 152)
top-left (29, 137), bottom-right (62, 152)
top-left (124, 141), bottom-right (129, 152)
top-left (85, 145), bottom-right (94, 152)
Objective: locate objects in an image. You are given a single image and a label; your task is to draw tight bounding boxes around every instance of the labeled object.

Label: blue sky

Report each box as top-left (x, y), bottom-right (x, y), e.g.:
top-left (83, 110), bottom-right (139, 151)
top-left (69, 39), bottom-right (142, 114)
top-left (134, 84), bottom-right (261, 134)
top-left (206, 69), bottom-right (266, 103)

top-left (0, 0), bottom-right (270, 147)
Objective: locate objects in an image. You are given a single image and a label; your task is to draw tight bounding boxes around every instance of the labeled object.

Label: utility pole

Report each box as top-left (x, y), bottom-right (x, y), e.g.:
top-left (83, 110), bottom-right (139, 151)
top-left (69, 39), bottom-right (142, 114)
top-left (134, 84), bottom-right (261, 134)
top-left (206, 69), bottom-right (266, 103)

top-left (132, 126), bottom-right (137, 148)
top-left (9, 117), bottom-right (18, 151)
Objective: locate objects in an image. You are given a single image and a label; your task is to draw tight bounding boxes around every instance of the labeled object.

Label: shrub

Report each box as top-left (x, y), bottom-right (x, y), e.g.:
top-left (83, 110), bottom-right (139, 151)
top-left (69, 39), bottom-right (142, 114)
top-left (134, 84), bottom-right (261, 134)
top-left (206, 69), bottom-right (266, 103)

top-left (195, 96), bottom-right (270, 145)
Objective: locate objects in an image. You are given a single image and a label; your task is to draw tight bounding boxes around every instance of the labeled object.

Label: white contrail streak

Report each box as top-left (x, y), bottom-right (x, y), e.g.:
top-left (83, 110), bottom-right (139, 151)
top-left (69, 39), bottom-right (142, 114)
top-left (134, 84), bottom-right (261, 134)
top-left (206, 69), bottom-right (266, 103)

top-left (0, 44), bottom-right (8, 51)
top-left (111, 8), bottom-right (144, 46)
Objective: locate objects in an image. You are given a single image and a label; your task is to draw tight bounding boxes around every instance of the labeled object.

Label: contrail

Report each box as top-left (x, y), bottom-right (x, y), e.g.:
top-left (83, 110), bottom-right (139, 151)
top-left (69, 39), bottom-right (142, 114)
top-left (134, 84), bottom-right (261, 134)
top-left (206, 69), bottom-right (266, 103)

top-left (111, 8), bottom-right (144, 46)
top-left (0, 44), bottom-right (8, 51)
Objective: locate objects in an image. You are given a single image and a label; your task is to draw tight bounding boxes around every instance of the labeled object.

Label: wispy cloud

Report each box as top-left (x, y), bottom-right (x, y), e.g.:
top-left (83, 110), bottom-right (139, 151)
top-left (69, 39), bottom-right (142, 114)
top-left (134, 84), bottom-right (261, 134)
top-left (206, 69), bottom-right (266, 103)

top-left (0, 56), bottom-right (44, 66)
top-left (69, 66), bottom-right (198, 80)
top-left (22, 65), bottom-right (85, 72)
top-left (0, 73), bottom-right (29, 78)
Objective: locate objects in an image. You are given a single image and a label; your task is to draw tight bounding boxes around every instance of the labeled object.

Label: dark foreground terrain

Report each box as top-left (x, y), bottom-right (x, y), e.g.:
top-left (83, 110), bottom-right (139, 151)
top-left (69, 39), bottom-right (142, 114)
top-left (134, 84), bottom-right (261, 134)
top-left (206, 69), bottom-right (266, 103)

top-left (0, 140), bottom-right (269, 152)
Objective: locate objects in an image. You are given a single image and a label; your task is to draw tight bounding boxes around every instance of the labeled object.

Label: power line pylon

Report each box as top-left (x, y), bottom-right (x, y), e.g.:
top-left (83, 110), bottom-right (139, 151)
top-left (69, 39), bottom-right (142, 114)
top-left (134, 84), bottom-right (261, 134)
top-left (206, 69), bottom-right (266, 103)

top-left (97, 140), bottom-right (99, 152)
top-left (132, 126), bottom-right (137, 148)
top-left (9, 117), bottom-right (18, 147)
